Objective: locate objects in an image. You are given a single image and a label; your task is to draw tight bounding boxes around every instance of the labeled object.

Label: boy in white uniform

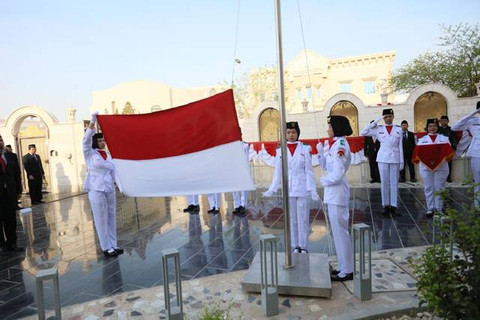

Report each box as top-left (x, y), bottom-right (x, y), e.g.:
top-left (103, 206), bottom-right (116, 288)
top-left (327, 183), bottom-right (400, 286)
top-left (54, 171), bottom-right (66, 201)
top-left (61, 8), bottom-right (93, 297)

top-left (361, 109), bottom-right (404, 216)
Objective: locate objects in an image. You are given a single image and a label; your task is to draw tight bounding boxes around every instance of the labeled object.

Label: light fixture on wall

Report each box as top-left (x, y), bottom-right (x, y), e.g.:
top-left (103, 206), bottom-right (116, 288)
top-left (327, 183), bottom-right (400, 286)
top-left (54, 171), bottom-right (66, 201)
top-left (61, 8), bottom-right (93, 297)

top-left (427, 91), bottom-right (433, 101)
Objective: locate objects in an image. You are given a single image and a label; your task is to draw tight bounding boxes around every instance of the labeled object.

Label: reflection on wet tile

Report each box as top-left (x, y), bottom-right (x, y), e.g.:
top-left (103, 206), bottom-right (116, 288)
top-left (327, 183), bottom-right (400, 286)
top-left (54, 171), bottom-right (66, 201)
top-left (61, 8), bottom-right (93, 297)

top-left (0, 187), bottom-right (473, 318)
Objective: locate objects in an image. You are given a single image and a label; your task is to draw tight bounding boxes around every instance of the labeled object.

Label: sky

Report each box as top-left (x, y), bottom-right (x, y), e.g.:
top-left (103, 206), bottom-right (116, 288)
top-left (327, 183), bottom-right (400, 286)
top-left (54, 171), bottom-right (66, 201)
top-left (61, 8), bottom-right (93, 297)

top-left (1, 0), bottom-right (479, 121)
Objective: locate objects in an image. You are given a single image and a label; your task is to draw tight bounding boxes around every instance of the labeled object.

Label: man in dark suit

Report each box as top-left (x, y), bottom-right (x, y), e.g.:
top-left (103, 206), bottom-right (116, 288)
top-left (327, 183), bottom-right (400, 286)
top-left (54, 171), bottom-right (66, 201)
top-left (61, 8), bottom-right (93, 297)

top-left (22, 144), bottom-right (45, 204)
top-left (0, 135), bottom-right (23, 255)
top-left (364, 121), bottom-right (381, 183)
top-left (438, 115), bottom-right (458, 182)
top-left (5, 145), bottom-right (22, 210)
top-left (399, 120), bottom-right (417, 182)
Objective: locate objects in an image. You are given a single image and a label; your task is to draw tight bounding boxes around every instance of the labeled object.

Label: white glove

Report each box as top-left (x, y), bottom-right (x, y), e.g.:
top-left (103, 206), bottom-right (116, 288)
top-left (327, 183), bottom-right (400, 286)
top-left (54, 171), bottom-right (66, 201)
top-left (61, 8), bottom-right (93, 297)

top-left (90, 112), bottom-right (99, 124)
top-left (263, 190), bottom-right (275, 197)
top-left (399, 162), bottom-right (404, 171)
top-left (311, 191), bottom-right (320, 202)
top-left (374, 115), bottom-right (385, 123)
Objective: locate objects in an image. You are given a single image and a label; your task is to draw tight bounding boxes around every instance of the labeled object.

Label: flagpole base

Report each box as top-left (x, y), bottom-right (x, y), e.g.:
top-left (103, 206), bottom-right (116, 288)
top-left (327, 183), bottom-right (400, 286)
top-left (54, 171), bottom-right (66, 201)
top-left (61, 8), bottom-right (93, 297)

top-left (242, 252), bottom-right (332, 298)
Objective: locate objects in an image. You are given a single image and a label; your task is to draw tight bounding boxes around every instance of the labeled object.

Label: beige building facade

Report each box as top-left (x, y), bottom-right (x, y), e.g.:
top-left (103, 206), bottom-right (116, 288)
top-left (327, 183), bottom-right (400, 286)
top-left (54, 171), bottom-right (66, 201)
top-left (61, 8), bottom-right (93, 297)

top-left (1, 49), bottom-right (479, 194)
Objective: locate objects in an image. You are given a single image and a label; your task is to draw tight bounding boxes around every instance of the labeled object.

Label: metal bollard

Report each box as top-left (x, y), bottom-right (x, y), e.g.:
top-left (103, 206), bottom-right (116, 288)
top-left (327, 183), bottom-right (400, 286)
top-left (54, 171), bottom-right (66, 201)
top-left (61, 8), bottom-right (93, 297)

top-left (260, 234), bottom-right (279, 317)
top-left (353, 224), bottom-right (372, 301)
top-left (162, 248), bottom-right (183, 320)
top-left (433, 215), bottom-right (454, 260)
top-left (36, 267), bottom-right (61, 320)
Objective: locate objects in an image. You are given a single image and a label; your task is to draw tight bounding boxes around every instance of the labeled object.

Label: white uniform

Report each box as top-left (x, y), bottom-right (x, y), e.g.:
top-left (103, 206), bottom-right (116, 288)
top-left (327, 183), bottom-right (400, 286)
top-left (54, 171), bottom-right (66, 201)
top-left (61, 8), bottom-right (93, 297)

top-left (208, 193), bottom-right (221, 210)
top-left (361, 122), bottom-right (404, 208)
top-left (319, 137), bottom-right (353, 276)
top-left (266, 142), bottom-right (317, 250)
top-left (187, 194), bottom-right (199, 206)
top-left (233, 142), bottom-right (251, 208)
top-left (451, 110), bottom-right (480, 207)
top-left (83, 128), bottom-right (117, 252)
top-left (417, 134), bottom-right (450, 211)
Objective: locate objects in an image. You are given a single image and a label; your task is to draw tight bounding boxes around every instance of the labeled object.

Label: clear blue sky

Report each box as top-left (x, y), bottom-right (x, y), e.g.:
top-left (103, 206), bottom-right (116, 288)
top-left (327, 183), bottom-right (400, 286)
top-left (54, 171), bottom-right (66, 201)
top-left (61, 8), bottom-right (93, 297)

top-left (1, 0), bottom-right (479, 120)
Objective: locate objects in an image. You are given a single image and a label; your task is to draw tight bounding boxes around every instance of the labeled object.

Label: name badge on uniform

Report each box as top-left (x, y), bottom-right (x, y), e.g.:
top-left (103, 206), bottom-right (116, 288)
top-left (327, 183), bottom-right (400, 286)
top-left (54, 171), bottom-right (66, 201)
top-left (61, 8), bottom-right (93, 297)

top-left (379, 132), bottom-right (384, 134)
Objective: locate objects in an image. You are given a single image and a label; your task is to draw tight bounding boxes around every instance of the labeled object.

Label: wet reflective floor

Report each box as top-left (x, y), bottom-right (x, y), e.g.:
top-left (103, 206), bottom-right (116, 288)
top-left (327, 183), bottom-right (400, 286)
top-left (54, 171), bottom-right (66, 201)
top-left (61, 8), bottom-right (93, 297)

top-left (0, 187), bottom-right (473, 319)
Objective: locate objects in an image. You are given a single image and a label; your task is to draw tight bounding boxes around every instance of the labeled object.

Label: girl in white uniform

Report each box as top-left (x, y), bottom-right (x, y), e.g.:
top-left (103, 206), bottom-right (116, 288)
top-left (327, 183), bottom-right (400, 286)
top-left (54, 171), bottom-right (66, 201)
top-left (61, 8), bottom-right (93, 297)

top-left (415, 119), bottom-right (453, 217)
top-left (318, 116), bottom-right (354, 281)
top-left (264, 122), bottom-right (319, 253)
top-left (83, 112), bottom-right (123, 257)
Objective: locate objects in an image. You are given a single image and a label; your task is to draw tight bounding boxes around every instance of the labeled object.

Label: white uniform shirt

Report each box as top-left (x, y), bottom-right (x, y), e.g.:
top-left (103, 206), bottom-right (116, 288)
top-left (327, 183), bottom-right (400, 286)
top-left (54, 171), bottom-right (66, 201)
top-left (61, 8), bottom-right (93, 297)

top-left (451, 112), bottom-right (480, 158)
top-left (416, 133), bottom-right (450, 171)
top-left (83, 128), bottom-right (116, 192)
top-left (361, 123), bottom-right (404, 166)
top-left (319, 137), bottom-right (351, 206)
top-left (267, 142), bottom-right (316, 197)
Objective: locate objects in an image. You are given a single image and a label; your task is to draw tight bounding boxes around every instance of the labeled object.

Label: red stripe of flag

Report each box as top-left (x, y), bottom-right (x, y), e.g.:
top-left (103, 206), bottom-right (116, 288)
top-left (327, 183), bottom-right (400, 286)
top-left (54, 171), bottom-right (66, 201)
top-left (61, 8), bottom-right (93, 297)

top-left (97, 90), bottom-right (241, 160)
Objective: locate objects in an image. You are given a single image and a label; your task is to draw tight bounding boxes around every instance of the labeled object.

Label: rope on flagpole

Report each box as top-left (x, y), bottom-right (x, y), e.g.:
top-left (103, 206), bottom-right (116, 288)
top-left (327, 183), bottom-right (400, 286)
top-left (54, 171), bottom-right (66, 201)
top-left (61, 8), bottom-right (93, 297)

top-left (231, 0), bottom-right (242, 87)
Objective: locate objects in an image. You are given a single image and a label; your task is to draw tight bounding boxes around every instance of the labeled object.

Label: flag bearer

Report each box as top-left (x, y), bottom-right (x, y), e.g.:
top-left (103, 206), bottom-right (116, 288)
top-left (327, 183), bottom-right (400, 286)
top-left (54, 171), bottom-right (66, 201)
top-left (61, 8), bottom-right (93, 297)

top-left (413, 119), bottom-right (454, 217)
top-left (360, 109), bottom-right (404, 216)
top-left (318, 116), bottom-right (354, 281)
top-left (84, 112), bottom-right (123, 257)
top-left (263, 122), bottom-right (319, 254)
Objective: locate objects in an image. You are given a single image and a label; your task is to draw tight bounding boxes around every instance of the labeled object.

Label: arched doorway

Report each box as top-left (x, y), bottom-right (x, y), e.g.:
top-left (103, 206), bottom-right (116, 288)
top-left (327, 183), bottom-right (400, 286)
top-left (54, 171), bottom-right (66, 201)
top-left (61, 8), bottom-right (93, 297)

top-left (259, 108), bottom-right (280, 141)
top-left (329, 100), bottom-right (359, 136)
top-left (414, 92), bottom-right (447, 133)
top-left (16, 116), bottom-right (51, 193)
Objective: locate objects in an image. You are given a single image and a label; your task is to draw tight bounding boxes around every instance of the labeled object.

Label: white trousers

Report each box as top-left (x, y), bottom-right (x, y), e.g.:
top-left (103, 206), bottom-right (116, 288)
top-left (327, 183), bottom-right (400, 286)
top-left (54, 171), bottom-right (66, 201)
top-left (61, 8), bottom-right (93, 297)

top-left (187, 194), bottom-right (199, 206)
top-left (88, 190), bottom-right (117, 251)
top-left (289, 197), bottom-right (310, 249)
top-left (378, 162), bottom-right (400, 207)
top-left (208, 193), bottom-right (221, 209)
top-left (419, 166), bottom-right (448, 211)
top-left (328, 204), bottom-right (353, 275)
top-left (233, 191), bottom-right (247, 208)
top-left (472, 157), bottom-right (480, 208)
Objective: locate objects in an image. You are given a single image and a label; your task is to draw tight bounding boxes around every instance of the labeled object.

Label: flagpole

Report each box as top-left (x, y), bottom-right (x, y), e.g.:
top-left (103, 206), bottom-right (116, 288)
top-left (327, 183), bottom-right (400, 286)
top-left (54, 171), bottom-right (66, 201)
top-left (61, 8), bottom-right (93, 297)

top-left (274, 0), bottom-right (293, 269)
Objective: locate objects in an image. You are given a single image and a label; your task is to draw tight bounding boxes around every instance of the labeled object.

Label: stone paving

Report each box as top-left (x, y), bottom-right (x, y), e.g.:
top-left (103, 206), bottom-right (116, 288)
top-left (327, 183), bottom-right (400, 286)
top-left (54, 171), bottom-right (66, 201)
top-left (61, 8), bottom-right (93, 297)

top-left (0, 185), bottom-right (473, 319)
top-left (21, 247), bottom-right (427, 320)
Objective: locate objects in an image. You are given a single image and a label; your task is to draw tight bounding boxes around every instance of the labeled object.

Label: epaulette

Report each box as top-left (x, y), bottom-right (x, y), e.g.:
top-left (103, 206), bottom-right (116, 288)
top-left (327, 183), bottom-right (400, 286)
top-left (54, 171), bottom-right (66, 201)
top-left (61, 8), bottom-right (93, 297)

top-left (395, 125), bottom-right (401, 127)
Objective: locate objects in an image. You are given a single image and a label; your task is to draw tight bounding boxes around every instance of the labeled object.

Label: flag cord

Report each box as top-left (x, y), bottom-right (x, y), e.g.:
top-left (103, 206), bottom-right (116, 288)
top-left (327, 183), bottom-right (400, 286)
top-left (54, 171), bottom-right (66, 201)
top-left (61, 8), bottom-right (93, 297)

top-left (296, 0), bottom-right (321, 141)
top-left (231, 0), bottom-right (241, 87)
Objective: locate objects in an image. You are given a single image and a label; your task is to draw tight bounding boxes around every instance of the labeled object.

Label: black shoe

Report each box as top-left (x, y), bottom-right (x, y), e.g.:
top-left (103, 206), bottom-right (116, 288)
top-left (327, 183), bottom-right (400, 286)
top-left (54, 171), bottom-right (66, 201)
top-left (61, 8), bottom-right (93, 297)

top-left (293, 246), bottom-right (301, 253)
top-left (232, 207), bottom-right (241, 215)
top-left (331, 272), bottom-right (353, 282)
top-left (381, 206), bottom-right (390, 216)
top-left (208, 208), bottom-right (219, 214)
top-left (113, 247), bottom-right (124, 254)
top-left (447, 177), bottom-right (452, 183)
top-left (239, 206), bottom-right (246, 213)
top-left (411, 178), bottom-right (417, 183)
top-left (193, 205), bottom-right (200, 211)
top-left (399, 178), bottom-right (406, 183)
top-left (301, 249), bottom-right (308, 253)
top-left (390, 206), bottom-right (400, 216)
top-left (331, 269), bottom-right (341, 276)
top-left (103, 250), bottom-right (118, 257)
top-left (426, 210), bottom-right (434, 218)
top-left (183, 204), bottom-right (195, 212)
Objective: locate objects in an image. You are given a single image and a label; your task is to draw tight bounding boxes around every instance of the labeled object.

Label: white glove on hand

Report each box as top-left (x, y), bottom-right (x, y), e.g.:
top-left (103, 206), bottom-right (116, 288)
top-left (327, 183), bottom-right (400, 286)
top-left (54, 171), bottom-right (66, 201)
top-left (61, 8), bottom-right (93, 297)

top-left (263, 190), bottom-right (275, 197)
top-left (374, 115), bottom-right (384, 123)
top-left (311, 191), bottom-right (320, 202)
top-left (90, 112), bottom-right (99, 124)
top-left (399, 162), bottom-right (404, 171)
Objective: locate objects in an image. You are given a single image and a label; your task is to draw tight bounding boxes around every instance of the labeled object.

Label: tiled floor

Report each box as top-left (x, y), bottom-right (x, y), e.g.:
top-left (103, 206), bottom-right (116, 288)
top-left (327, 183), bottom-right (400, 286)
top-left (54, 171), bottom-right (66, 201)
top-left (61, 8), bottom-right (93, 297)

top-left (0, 186), bottom-right (473, 319)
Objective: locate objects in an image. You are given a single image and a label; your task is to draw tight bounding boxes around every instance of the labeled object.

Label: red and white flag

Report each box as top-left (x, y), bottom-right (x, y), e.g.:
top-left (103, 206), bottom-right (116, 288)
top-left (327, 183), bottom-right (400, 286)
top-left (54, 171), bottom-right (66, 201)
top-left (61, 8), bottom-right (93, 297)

top-left (97, 89), bottom-right (255, 197)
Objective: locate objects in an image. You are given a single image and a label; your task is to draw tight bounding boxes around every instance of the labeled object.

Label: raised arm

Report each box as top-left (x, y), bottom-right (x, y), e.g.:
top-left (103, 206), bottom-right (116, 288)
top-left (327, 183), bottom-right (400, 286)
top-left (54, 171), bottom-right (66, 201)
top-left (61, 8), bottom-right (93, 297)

top-left (451, 109), bottom-right (479, 131)
top-left (360, 116), bottom-right (384, 136)
top-left (83, 113), bottom-right (99, 158)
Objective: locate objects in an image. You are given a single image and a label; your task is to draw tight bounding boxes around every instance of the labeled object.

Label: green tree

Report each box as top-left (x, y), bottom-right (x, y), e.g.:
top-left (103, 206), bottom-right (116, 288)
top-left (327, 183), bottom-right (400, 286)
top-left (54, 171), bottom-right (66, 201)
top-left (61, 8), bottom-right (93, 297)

top-left (391, 23), bottom-right (480, 97)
